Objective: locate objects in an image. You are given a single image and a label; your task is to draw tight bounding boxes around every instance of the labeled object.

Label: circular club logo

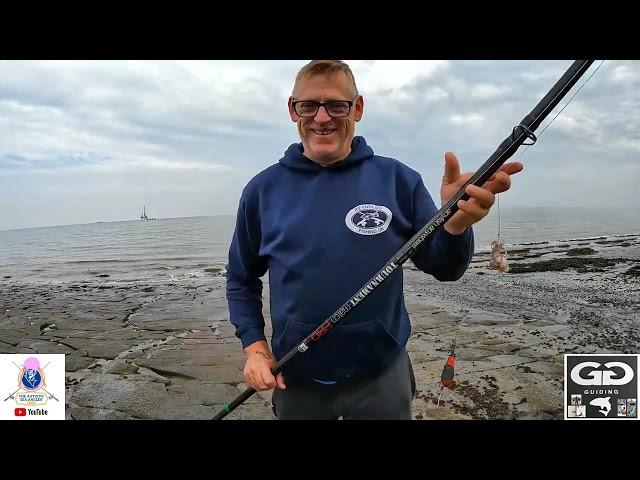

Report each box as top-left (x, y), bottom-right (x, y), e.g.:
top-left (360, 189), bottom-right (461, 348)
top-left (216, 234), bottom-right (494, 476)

top-left (345, 204), bottom-right (392, 236)
top-left (20, 357), bottom-right (44, 391)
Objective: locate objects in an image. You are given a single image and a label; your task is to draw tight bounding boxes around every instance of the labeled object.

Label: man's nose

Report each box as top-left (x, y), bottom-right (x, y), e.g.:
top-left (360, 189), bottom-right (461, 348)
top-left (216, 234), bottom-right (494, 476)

top-left (313, 105), bottom-right (332, 122)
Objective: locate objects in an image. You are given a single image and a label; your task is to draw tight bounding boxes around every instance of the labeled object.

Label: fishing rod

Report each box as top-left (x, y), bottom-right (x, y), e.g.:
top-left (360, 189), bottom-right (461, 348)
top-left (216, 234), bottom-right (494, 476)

top-left (212, 59), bottom-right (596, 420)
top-left (4, 388), bottom-right (20, 402)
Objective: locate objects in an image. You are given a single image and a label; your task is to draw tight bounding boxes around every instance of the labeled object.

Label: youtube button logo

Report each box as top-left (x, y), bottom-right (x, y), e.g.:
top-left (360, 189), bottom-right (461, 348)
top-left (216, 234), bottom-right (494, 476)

top-left (15, 408), bottom-right (26, 417)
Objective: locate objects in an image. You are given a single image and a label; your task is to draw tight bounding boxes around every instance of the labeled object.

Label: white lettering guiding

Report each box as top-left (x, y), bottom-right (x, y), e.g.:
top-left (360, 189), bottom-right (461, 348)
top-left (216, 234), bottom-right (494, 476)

top-left (583, 389), bottom-right (619, 395)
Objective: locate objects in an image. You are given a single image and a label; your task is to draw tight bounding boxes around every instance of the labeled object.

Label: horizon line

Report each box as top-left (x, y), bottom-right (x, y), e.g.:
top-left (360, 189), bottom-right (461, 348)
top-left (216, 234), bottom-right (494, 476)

top-left (0, 214), bottom-right (225, 233)
top-left (0, 206), bottom-right (630, 233)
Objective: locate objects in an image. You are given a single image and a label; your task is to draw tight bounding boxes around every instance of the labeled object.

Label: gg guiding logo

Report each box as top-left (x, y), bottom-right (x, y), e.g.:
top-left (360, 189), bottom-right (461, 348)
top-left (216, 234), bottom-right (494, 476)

top-left (565, 354), bottom-right (638, 420)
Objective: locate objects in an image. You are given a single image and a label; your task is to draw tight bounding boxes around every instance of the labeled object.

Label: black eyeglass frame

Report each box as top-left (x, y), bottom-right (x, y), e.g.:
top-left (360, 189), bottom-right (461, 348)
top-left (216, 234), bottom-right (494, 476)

top-left (290, 96), bottom-right (359, 118)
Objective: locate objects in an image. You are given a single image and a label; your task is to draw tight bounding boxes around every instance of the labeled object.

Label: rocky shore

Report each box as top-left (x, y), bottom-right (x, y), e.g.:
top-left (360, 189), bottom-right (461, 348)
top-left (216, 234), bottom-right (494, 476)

top-left (1, 233), bottom-right (638, 420)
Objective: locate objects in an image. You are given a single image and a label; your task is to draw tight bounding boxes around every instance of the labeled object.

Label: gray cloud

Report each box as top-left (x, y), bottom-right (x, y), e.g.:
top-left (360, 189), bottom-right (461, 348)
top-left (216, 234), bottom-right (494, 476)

top-left (0, 59), bottom-right (638, 231)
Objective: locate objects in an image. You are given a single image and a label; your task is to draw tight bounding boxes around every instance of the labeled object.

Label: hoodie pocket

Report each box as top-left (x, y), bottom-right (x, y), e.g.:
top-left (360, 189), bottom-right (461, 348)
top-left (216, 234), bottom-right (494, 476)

top-left (273, 317), bottom-right (401, 381)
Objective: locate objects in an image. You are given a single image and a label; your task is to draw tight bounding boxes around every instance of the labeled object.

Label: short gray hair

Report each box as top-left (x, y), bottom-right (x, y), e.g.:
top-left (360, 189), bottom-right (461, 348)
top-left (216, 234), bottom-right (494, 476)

top-left (292, 60), bottom-right (359, 96)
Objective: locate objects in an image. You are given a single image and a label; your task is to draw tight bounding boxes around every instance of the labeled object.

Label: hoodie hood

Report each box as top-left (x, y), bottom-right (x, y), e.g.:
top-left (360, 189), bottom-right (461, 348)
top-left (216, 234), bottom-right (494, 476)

top-left (279, 136), bottom-right (374, 172)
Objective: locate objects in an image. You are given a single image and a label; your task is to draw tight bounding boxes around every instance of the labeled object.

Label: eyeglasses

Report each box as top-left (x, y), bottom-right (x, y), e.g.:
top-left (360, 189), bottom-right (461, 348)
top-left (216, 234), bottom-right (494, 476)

top-left (291, 97), bottom-right (358, 118)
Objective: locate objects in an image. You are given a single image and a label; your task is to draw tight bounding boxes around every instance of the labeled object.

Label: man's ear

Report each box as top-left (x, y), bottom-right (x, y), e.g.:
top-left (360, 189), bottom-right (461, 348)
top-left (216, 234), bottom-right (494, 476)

top-left (354, 95), bottom-right (364, 122)
top-left (288, 97), bottom-right (298, 122)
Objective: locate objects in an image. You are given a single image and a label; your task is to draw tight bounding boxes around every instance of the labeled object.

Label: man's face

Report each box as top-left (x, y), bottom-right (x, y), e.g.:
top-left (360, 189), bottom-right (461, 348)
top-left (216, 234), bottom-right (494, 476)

top-left (289, 72), bottom-right (363, 166)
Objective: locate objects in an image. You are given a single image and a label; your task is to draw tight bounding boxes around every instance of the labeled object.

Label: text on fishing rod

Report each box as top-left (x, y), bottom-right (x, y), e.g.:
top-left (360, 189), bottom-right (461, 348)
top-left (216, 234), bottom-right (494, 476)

top-left (411, 208), bottom-right (451, 250)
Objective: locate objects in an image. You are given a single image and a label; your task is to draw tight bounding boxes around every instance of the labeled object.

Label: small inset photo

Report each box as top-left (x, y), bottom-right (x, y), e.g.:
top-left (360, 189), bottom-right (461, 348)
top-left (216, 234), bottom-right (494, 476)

top-left (617, 399), bottom-right (627, 417)
top-left (627, 399), bottom-right (637, 418)
top-left (568, 405), bottom-right (586, 418)
top-left (571, 394), bottom-right (582, 406)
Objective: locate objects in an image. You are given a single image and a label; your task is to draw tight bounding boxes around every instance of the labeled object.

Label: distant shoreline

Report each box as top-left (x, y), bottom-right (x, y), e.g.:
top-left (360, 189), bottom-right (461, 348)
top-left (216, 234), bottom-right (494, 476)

top-left (0, 215), bottom-right (228, 233)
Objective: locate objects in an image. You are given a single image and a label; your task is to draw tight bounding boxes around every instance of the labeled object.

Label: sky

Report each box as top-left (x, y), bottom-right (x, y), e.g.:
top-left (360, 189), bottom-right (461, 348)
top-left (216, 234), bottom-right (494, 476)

top-left (1, 59), bottom-right (638, 231)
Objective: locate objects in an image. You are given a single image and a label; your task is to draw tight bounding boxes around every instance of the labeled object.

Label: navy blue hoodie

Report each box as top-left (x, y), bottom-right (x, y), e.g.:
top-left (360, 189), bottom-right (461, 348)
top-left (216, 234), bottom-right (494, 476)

top-left (225, 136), bottom-right (474, 383)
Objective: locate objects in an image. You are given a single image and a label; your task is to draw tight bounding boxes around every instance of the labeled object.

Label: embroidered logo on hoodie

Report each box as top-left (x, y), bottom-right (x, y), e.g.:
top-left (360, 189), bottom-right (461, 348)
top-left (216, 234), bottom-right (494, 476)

top-left (345, 204), bottom-right (393, 235)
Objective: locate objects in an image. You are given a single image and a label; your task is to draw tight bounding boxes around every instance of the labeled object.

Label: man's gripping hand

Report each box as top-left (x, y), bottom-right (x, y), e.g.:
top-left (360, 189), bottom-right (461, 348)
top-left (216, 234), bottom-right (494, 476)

top-left (243, 340), bottom-right (287, 391)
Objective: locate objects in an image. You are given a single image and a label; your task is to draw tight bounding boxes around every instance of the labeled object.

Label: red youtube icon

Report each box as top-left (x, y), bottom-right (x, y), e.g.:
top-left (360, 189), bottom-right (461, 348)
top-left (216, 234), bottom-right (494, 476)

top-left (15, 408), bottom-right (26, 417)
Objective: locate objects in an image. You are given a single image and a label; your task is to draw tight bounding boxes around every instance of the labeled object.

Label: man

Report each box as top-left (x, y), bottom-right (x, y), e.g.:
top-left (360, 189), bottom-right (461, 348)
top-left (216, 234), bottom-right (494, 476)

top-left (225, 60), bottom-right (523, 419)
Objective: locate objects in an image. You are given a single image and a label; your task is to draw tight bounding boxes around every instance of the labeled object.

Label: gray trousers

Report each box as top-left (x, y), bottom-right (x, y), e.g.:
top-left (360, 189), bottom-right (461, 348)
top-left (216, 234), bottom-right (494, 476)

top-left (271, 350), bottom-right (416, 420)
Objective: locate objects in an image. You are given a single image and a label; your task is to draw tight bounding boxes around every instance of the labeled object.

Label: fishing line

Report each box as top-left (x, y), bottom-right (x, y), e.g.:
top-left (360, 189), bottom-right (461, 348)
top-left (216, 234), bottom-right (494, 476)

top-left (493, 60), bottom-right (606, 249)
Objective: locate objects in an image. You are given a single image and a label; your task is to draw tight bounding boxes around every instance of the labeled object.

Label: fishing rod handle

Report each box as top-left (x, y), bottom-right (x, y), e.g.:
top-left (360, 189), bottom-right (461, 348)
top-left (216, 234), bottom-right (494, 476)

top-left (213, 386), bottom-right (257, 420)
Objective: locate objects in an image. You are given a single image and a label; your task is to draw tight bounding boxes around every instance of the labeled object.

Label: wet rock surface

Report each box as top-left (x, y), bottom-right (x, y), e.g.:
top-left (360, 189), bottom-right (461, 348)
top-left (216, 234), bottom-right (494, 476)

top-left (1, 234), bottom-right (638, 420)
top-left (406, 233), bottom-right (639, 420)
